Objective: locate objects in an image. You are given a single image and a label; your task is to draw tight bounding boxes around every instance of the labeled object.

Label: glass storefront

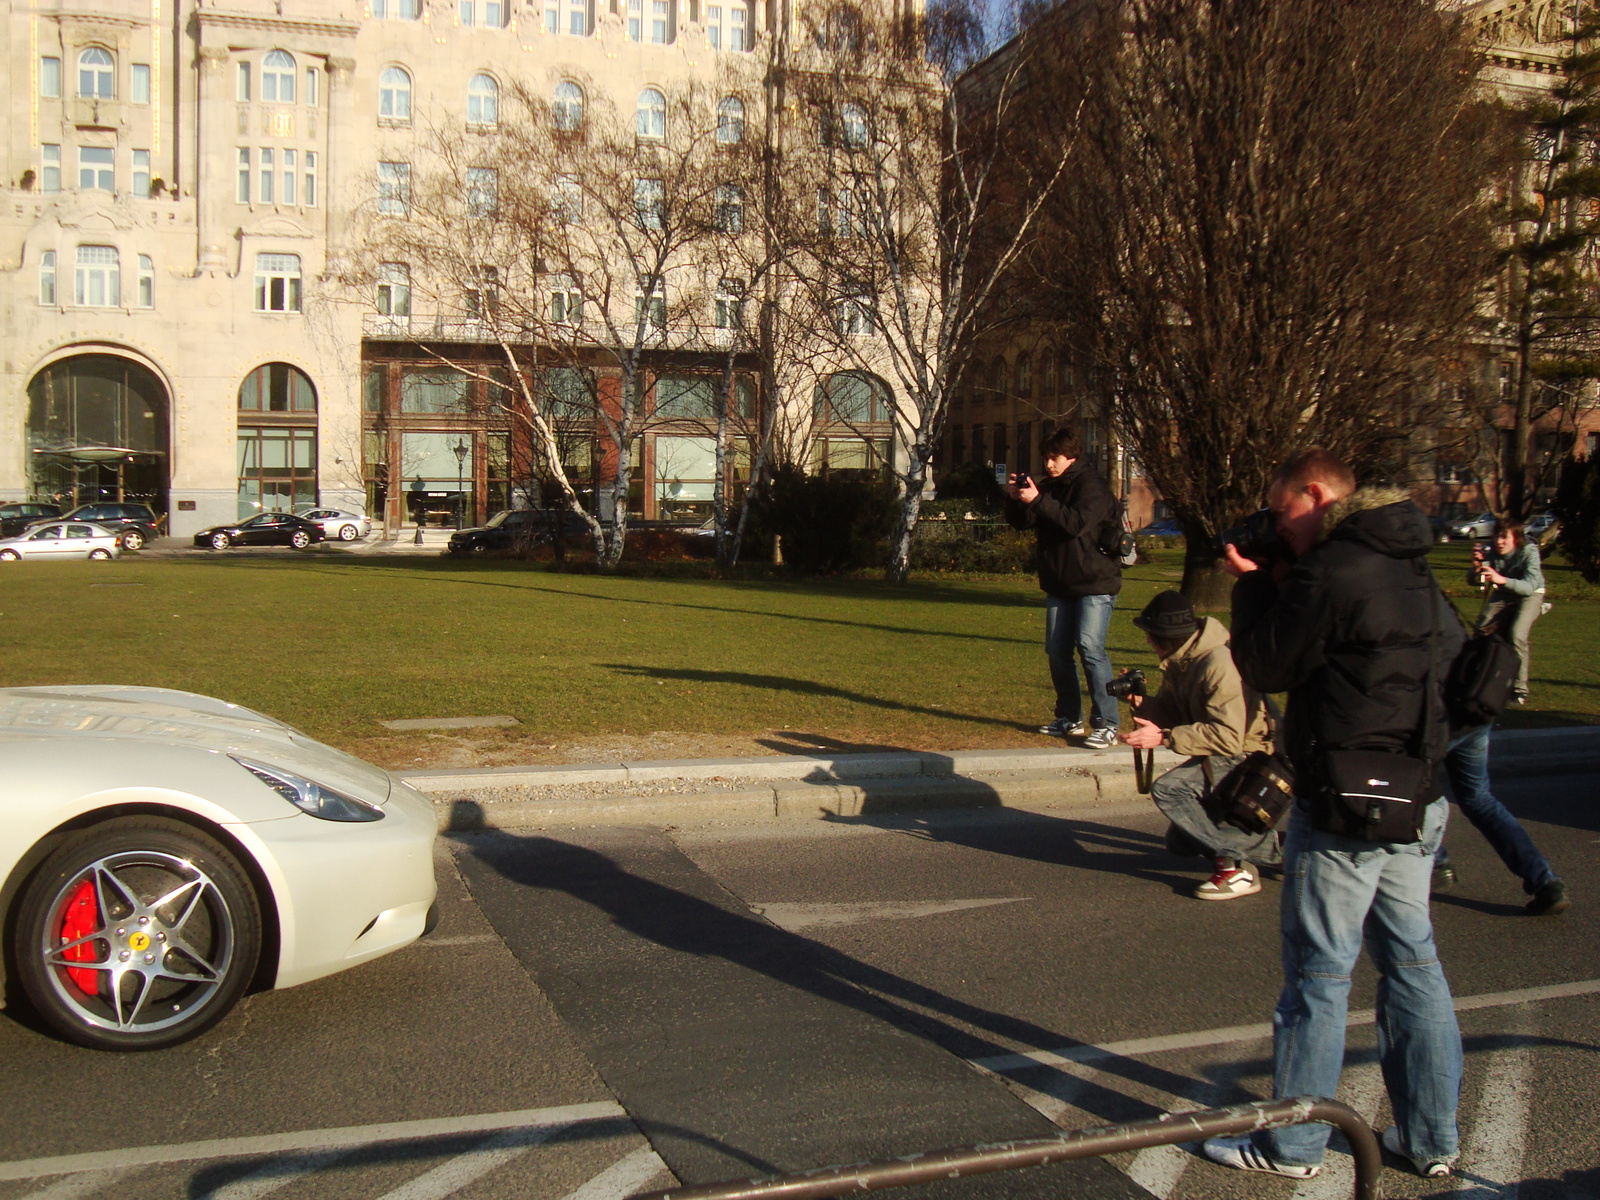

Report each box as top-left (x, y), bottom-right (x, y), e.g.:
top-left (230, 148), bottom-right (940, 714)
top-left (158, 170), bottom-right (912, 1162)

top-left (237, 363), bottom-right (317, 518)
top-left (26, 355), bottom-right (170, 511)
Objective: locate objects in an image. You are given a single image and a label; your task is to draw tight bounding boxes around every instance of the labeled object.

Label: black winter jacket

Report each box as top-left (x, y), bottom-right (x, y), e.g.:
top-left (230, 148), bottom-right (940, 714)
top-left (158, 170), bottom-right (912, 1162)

top-left (1230, 488), bottom-right (1464, 788)
top-left (1004, 461), bottom-right (1122, 599)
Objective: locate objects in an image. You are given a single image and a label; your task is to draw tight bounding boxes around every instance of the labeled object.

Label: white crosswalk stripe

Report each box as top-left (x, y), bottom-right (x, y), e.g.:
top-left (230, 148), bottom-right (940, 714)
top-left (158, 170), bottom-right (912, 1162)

top-left (1289, 1061), bottom-right (1385, 1200)
top-left (372, 1127), bottom-right (562, 1200)
top-left (557, 1146), bottom-right (674, 1200)
top-left (194, 1148), bottom-right (352, 1200)
top-left (18, 1169), bottom-right (130, 1199)
top-left (1454, 1014), bottom-right (1536, 1199)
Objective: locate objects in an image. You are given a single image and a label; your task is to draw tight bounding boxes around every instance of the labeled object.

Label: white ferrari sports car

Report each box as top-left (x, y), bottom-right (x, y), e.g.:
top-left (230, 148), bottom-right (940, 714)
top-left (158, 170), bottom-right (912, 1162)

top-left (0, 686), bottom-right (438, 1051)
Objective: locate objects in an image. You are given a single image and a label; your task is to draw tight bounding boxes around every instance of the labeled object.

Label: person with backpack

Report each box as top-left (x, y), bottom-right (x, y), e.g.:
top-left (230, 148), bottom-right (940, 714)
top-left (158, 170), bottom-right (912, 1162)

top-left (1005, 427), bottom-right (1121, 748)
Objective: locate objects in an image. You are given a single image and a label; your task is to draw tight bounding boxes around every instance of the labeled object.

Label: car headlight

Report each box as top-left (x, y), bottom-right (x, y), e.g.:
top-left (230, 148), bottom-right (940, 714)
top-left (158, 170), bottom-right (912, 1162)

top-left (231, 756), bottom-right (385, 822)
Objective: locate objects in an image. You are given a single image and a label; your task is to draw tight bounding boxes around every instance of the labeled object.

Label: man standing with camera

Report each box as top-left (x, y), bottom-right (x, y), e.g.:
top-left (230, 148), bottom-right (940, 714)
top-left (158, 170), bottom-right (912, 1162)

top-left (1203, 448), bottom-right (1464, 1180)
top-left (1116, 591), bottom-right (1282, 900)
top-left (1005, 428), bottom-right (1121, 748)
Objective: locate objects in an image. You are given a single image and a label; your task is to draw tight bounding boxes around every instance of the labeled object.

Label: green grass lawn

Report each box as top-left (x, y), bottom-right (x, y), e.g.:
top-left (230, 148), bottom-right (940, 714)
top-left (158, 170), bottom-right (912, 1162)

top-left (0, 543), bottom-right (1592, 769)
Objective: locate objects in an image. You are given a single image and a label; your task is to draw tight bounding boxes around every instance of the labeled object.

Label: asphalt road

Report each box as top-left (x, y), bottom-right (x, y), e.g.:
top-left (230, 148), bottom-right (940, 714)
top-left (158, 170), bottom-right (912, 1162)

top-left (1, 772), bottom-right (1595, 1200)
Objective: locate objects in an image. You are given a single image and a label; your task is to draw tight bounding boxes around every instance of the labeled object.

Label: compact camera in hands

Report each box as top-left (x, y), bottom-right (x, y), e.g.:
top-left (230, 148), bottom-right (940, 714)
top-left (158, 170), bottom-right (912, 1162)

top-left (1012, 472), bottom-right (1032, 491)
top-left (1105, 668), bottom-right (1148, 700)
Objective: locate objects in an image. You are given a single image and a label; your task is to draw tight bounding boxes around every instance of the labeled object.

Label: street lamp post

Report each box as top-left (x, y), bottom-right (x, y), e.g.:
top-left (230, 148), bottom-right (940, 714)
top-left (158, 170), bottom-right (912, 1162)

top-left (453, 438), bottom-right (469, 528)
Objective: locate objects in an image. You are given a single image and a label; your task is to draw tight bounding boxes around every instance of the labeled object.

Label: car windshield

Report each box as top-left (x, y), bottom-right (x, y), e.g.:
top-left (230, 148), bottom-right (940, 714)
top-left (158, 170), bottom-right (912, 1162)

top-left (243, 515), bottom-right (274, 527)
top-left (484, 511), bottom-right (511, 528)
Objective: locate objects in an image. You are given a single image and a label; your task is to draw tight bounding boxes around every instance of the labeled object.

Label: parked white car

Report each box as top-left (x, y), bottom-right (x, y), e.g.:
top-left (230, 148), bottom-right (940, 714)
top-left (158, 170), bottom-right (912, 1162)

top-left (0, 686), bottom-right (437, 1050)
top-left (294, 507), bottom-right (371, 542)
top-left (0, 521), bottom-right (122, 561)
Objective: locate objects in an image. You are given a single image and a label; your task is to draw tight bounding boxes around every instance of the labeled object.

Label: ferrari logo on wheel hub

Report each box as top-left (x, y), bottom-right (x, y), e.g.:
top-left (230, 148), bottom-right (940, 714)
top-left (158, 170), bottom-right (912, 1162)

top-left (127, 932), bottom-right (150, 952)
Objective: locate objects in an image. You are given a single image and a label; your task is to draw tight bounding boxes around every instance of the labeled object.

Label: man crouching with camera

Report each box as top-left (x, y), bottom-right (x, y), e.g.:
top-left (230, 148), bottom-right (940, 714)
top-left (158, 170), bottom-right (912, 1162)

top-left (1116, 591), bottom-right (1283, 900)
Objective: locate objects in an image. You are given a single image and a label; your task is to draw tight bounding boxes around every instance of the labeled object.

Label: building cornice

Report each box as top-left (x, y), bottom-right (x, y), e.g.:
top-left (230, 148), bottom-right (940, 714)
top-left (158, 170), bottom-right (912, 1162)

top-left (196, 9), bottom-right (361, 39)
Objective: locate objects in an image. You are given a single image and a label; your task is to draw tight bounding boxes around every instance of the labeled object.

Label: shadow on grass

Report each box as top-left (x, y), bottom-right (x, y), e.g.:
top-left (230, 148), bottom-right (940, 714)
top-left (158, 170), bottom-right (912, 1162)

top-left (603, 664), bottom-right (1037, 733)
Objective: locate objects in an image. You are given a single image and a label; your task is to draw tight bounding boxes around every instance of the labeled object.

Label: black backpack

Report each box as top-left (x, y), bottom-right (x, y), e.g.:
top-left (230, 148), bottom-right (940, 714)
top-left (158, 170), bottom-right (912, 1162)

top-left (1096, 515), bottom-right (1135, 563)
top-left (1446, 625), bottom-right (1520, 727)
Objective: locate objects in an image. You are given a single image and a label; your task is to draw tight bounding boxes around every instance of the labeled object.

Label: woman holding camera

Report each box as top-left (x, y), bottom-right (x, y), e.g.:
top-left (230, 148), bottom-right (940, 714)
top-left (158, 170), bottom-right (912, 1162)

top-left (1470, 519), bottom-right (1545, 705)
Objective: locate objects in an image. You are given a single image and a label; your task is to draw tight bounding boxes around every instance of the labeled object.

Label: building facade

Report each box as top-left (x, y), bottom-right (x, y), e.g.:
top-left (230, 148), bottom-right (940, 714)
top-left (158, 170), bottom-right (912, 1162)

top-left (4, 0), bottom-right (907, 539)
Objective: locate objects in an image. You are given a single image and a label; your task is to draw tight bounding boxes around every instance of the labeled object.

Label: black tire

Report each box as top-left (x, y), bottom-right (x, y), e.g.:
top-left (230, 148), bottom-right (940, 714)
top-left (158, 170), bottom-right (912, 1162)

top-left (121, 530), bottom-right (146, 551)
top-left (338, 524), bottom-right (358, 541)
top-left (0, 549), bottom-right (18, 561)
top-left (210, 532), bottom-right (230, 550)
top-left (88, 548), bottom-right (112, 561)
top-left (14, 816), bottom-right (262, 1051)
top-left (290, 530), bottom-right (311, 549)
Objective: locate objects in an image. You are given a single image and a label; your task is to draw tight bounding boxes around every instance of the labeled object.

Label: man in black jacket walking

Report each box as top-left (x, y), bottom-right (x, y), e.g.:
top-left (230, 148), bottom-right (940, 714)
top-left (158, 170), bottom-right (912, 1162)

top-left (1202, 448), bottom-right (1464, 1181)
top-left (1005, 427), bottom-right (1121, 747)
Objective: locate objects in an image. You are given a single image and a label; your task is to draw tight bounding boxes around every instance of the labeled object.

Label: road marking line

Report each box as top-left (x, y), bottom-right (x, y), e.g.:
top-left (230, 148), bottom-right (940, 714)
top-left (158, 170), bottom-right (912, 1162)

top-left (559, 1146), bottom-right (674, 1200)
top-left (372, 1127), bottom-right (558, 1200)
top-left (1123, 1067), bottom-right (1251, 1200)
top-left (972, 978), bottom-right (1600, 1072)
top-left (195, 1148), bottom-right (351, 1200)
top-left (749, 898), bottom-right (1028, 931)
top-left (0, 1101), bottom-right (627, 1182)
top-left (1454, 1016), bottom-right (1534, 1198)
top-left (19, 1170), bottom-right (129, 1199)
top-left (407, 935), bottom-right (499, 948)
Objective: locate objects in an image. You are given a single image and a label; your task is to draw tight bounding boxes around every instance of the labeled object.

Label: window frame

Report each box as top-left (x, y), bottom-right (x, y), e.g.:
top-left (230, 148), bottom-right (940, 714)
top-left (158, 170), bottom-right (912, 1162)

top-left (262, 50), bottom-right (296, 103)
top-left (716, 96), bottom-right (744, 144)
top-left (41, 56), bottom-right (61, 99)
top-left (467, 73), bottom-right (500, 126)
top-left (254, 253), bottom-right (303, 313)
top-left (78, 145), bottom-right (114, 192)
top-left (78, 47), bottom-right (114, 100)
top-left (636, 87), bottom-right (666, 141)
top-left (39, 251), bottom-right (57, 305)
top-left (379, 66), bottom-right (413, 124)
top-left (74, 244), bottom-right (121, 307)
top-left (377, 160), bottom-right (412, 217)
top-left (137, 254), bottom-right (155, 307)
top-left (41, 144), bottom-right (62, 193)
top-left (554, 81), bottom-right (585, 132)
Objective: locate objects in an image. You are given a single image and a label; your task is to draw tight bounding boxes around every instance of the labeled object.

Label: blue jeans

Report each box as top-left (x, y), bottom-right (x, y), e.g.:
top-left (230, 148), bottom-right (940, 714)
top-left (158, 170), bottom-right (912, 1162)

top-left (1151, 756), bottom-right (1283, 865)
top-left (1435, 724), bottom-right (1556, 894)
top-left (1043, 593), bottom-right (1118, 730)
top-left (1258, 801), bottom-right (1461, 1167)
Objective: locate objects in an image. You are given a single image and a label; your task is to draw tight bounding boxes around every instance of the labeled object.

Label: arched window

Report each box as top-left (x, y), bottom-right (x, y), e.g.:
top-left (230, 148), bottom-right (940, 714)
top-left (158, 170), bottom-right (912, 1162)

top-left (262, 51), bottom-right (296, 103)
top-left (78, 48), bottom-right (114, 100)
top-left (716, 96), bottom-right (744, 145)
top-left (467, 73), bottom-right (498, 126)
top-left (238, 363), bottom-right (317, 412)
top-left (840, 102), bottom-right (868, 149)
top-left (379, 67), bottom-right (412, 123)
top-left (554, 82), bottom-right (584, 132)
top-left (636, 87), bottom-right (666, 141)
top-left (1014, 352), bottom-right (1031, 398)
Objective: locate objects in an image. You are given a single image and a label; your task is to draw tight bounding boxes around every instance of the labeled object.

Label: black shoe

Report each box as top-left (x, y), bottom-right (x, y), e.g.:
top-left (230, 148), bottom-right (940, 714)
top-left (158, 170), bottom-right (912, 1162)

top-left (1431, 864), bottom-right (1457, 893)
top-left (1526, 880), bottom-right (1570, 916)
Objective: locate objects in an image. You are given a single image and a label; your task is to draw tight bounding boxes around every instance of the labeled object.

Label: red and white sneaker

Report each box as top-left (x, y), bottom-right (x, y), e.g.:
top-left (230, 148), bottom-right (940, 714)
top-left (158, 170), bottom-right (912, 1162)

top-left (1196, 859), bottom-right (1260, 901)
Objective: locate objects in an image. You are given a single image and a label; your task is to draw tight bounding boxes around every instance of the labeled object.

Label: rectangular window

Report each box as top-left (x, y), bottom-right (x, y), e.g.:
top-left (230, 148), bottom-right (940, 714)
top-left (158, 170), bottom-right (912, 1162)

top-left (132, 149), bottom-right (150, 198)
top-left (634, 177), bottom-right (663, 230)
top-left (254, 252), bottom-right (302, 312)
top-left (137, 254), bottom-right (154, 307)
top-left (652, 0), bottom-right (668, 42)
top-left (466, 166), bottom-right (498, 217)
top-left (41, 57), bottom-right (61, 98)
top-left (729, 5), bottom-right (745, 50)
top-left (546, 1), bottom-right (558, 31)
top-left (706, 6), bottom-right (720, 47)
top-left (636, 290), bottom-right (666, 333)
top-left (79, 146), bottom-right (114, 191)
top-left (401, 369), bottom-right (471, 414)
top-left (487, 0), bottom-right (503, 23)
top-left (40, 251), bottom-right (57, 305)
top-left (259, 148), bottom-right (275, 204)
top-left (714, 278), bottom-right (744, 330)
top-left (553, 173), bottom-right (581, 222)
top-left (305, 67), bottom-right (318, 106)
top-left (550, 280), bottom-right (581, 323)
top-left (237, 148), bottom-right (251, 203)
top-left (237, 62), bottom-right (251, 102)
top-left (627, 0), bottom-right (641, 39)
top-left (41, 145), bottom-right (61, 193)
top-left (570, 2), bottom-right (586, 33)
top-left (75, 245), bottom-right (120, 307)
top-left (282, 149), bottom-right (296, 205)
top-left (131, 64), bottom-right (151, 104)
top-left (304, 152), bottom-right (318, 207)
top-left (378, 161), bottom-right (410, 216)
top-left (377, 262), bottom-right (412, 323)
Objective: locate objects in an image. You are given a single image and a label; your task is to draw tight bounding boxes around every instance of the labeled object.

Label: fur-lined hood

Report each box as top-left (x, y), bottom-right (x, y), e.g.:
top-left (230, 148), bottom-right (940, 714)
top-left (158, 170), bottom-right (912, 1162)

top-left (1318, 486), bottom-right (1432, 559)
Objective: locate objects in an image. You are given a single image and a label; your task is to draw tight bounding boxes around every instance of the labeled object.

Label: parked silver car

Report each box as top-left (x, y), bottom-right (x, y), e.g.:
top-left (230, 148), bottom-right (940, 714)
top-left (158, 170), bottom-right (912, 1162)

top-left (0, 522), bottom-right (121, 561)
top-left (294, 507), bottom-right (371, 541)
top-left (1449, 512), bottom-right (1497, 540)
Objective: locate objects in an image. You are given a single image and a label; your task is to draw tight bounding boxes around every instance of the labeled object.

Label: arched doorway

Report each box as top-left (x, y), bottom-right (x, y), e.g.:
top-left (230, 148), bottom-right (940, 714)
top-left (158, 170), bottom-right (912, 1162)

top-left (237, 362), bottom-right (318, 518)
top-left (27, 355), bottom-right (170, 512)
top-left (813, 371), bottom-right (894, 481)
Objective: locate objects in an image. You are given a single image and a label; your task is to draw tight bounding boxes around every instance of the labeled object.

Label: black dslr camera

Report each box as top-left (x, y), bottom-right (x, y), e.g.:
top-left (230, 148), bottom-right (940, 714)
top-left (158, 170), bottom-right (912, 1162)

top-left (1215, 508), bottom-right (1289, 567)
top-left (1105, 669), bottom-right (1147, 700)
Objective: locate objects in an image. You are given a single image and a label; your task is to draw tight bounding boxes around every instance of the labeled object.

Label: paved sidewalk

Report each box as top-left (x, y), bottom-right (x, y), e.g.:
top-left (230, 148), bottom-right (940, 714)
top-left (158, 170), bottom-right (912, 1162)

top-left (399, 726), bottom-right (1600, 831)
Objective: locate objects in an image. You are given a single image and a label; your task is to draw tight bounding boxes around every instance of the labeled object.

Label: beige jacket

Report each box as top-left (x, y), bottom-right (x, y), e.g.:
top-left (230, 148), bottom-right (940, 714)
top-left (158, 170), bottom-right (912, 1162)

top-left (1136, 616), bottom-right (1271, 758)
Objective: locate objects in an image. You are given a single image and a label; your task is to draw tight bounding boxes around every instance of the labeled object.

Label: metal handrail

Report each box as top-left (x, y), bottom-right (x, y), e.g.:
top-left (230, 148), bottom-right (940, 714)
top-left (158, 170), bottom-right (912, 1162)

top-left (630, 1097), bottom-right (1381, 1200)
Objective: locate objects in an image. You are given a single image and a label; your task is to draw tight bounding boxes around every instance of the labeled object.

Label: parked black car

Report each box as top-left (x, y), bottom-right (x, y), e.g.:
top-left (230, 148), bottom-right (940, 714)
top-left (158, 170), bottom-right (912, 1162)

top-left (0, 502), bottom-right (63, 538)
top-left (193, 513), bottom-right (326, 550)
top-left (28, 503), bottom-right (161, 550)
top-left (448, 509), bottom-right (590, 554)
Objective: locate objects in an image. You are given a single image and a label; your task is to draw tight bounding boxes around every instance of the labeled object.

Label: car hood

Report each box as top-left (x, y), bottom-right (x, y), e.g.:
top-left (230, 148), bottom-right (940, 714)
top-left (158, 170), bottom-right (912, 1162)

top-left (0, 686), bottom-right (393, 804)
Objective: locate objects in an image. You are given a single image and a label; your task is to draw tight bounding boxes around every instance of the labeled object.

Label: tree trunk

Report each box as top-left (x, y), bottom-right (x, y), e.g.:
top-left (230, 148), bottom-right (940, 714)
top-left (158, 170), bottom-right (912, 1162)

top-left (886, 456), bottom-right (926, 584)
top-left (1179, 546), bottom-right (1235, 611)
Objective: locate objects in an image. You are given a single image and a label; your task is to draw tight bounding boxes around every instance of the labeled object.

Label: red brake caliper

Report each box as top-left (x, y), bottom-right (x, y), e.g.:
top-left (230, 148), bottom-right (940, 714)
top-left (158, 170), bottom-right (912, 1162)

top-left (58, 878), bottom-right (101, 994)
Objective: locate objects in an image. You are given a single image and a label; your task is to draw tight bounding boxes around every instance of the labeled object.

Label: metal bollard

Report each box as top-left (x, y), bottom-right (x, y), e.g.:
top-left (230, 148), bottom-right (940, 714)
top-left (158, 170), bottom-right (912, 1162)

top-left (630, 1097), bottom-right (1382, 1200)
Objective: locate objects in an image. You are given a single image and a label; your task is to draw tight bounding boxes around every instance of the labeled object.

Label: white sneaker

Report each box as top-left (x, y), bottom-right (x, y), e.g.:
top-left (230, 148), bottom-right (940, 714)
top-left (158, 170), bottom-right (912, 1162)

top-left (1202, 1135), bottom-right (1321, 1178)
top-left (1196, 860), bottom-right (1260, 901)
top-left (1380, 1126), bottom-right (1453, 1178)
top-left (1039, 717), bottom-right (1085, 737)
top-left (1540, 601), bottom-right (1553, 616)
top-left (1083, 726), bottom-right (1118, 749)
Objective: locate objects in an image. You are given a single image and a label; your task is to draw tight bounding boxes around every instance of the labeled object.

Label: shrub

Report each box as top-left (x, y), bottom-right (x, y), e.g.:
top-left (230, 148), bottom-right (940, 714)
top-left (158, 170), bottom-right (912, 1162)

top-left (909, 518), bottom-right (1036, 573)
top-left (934, 461), bottom-right (1007, 511)
top-left (1555, 455), bottom-right (1600, 584)
top-left (745, 464), bottom-right (898, 573)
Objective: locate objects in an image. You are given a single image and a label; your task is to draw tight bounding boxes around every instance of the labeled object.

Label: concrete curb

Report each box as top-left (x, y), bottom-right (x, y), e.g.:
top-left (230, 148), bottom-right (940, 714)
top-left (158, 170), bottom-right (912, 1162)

top-left (402, 726), bottom-right (1600, 833)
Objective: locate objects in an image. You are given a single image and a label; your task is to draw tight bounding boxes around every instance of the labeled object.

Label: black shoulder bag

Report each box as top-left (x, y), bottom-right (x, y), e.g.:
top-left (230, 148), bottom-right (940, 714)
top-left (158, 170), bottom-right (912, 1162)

top-left (1309, 580), bottom-right (1443, 845)
top-left (1205, 697), bottom-right (1296, 837)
